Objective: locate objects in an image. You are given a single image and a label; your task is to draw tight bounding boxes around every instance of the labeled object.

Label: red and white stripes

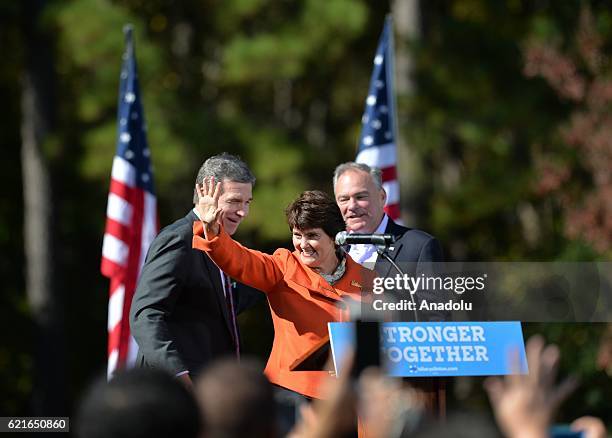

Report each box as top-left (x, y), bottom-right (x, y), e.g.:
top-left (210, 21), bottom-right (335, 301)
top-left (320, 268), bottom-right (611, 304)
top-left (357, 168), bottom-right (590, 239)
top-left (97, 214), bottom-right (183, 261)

top-left (101, 156), bottom-right (157, 378)
top-left (356, 143), bottom-right (400, 221)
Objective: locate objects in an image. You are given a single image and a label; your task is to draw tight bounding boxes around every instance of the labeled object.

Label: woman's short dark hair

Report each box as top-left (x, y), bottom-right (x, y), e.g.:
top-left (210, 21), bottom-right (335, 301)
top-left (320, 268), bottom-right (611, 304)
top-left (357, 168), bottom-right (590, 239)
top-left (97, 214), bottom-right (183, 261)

top-left (285, 191), bottom-right (346, 240)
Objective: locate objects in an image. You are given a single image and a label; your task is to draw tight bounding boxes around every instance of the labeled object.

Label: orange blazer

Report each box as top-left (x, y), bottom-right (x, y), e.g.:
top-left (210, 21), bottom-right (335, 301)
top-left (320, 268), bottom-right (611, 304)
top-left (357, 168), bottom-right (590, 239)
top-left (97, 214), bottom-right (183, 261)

top-left (193, 222), bottom-right (372, 399)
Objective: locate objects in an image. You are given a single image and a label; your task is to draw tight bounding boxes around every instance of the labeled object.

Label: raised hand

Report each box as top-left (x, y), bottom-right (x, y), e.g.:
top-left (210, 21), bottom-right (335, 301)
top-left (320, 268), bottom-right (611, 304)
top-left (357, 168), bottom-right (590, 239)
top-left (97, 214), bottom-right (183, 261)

top-left (195, 177), bottom-right (222, 236)
top-left (484, 335), bottom-right (578, 438)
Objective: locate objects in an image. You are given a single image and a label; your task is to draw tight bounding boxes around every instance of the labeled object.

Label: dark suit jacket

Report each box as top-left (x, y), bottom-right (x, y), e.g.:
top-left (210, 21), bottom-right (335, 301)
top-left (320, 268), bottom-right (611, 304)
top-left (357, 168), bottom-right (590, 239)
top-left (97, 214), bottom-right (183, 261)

top-left (129, 211), bottom-right (262, 377)
top-left (374, 217), bottom-right (448, 321)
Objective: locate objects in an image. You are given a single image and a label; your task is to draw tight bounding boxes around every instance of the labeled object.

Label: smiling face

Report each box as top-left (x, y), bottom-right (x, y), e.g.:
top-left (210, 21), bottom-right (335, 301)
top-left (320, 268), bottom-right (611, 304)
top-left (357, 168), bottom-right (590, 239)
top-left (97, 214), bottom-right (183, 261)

top-left (218, 179), bottom-right (253, 235)
top-left (292, 227), bottom-right (338, 274)
top-left (334, 169), bottom-right (386, 234)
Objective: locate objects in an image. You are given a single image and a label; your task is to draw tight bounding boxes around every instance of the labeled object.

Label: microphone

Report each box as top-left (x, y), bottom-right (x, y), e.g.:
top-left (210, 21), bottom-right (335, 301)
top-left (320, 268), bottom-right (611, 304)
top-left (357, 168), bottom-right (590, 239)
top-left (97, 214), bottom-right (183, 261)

top-left (335, 231), bottom-right (396, 246)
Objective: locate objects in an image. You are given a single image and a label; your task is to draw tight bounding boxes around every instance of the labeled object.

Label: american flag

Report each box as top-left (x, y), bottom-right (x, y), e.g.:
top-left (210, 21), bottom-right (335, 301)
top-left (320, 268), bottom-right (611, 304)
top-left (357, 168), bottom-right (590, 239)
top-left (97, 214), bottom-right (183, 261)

top-left (356, 16), bottom-right (400, 221)
top-left (101, 26), bottom-right (158, 378)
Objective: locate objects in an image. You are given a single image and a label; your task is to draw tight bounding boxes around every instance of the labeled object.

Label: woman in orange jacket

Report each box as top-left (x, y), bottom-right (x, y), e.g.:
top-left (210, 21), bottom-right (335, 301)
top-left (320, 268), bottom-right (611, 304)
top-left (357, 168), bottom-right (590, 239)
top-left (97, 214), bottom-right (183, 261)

top-left (193, 178), bottom-right (373, 399)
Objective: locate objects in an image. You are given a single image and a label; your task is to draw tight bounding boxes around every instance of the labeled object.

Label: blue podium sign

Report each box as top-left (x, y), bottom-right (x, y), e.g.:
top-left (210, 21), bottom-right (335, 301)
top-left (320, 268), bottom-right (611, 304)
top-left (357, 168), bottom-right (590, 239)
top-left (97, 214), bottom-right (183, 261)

top-left (328, 322), bottom-right (527, 377)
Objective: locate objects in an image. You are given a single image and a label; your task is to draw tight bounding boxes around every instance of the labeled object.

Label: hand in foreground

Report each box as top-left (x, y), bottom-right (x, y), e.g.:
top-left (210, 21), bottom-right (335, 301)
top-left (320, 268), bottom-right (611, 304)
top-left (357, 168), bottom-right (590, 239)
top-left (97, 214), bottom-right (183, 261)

top-left (484, 335), bottom-right (578, 438)
top-left (571, 416), bottom-right (608, 438)
top-left (288, 354), bottom-right (356, 438)
top-left (195, 177), bottom-right (222, 237)
top-left (358, 368), bottom-right (422, 438)
top-left (288, 352), bottom-right (421, 438)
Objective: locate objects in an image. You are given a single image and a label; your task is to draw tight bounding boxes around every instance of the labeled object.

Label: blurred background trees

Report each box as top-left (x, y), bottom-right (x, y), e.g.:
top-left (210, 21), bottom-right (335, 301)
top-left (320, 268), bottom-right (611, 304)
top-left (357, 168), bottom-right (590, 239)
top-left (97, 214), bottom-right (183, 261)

top-left (1, 0), bottom-right (610, 423)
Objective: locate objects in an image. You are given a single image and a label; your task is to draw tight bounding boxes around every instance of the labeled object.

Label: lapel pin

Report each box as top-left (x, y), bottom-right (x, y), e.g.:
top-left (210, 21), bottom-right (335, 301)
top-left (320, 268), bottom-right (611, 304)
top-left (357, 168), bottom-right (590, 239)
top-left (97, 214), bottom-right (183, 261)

top-left (351, 280), bottom-right (362, 288)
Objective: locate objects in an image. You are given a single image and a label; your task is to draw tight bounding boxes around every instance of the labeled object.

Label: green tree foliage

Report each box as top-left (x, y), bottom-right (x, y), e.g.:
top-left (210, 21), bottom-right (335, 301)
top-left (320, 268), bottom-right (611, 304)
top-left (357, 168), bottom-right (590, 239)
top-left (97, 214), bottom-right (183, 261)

top-left (407, 1), bottom-right (610, 261)
top-left (1, 0), bottom-right (382, 415)
top-left (1, 0), bottom-right (610, 421)
top-left (405, 0), bottom-right (612, 421)
top-left (524, 6), bottom-right (612, 255)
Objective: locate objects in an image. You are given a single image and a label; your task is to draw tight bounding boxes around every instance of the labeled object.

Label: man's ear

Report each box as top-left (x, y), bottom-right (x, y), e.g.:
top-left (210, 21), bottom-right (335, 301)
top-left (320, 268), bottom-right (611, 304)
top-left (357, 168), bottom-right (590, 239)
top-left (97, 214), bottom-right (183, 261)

top-left (380, 188), bottom-right (387, 205)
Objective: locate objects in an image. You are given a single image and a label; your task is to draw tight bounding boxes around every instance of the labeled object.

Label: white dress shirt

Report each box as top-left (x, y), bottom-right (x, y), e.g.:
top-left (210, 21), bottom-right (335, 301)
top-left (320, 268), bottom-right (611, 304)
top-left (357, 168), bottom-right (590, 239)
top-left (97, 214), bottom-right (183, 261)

top-left (348, 214), bottom-right (389, 269)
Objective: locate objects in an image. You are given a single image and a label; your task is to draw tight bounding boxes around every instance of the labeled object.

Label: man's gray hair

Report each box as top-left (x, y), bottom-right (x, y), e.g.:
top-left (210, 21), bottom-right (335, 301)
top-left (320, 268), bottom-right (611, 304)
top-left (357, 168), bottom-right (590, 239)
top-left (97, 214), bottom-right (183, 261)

top-left (333, 162), bottom-right (383, 190)
top-left (193, 153), bottom-right (255, 203)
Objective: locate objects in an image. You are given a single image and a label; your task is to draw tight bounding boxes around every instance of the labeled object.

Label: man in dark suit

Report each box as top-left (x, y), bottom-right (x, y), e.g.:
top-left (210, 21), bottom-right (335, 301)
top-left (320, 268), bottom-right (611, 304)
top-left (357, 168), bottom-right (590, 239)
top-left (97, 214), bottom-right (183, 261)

top-left (130, 153), bottom-right (261, 388)
top-left (333, 162), bottom-right (448, 416)
top-left (333, 162), bottom-right (446, 321)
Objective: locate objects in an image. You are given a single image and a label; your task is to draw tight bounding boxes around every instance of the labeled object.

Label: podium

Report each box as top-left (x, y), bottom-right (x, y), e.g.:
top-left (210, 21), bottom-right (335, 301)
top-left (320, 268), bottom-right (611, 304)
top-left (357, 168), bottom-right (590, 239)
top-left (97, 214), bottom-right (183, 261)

top-left (290, 335), bottom-right (332, 372)
top-left (289, 334), bottom-right (446, 418)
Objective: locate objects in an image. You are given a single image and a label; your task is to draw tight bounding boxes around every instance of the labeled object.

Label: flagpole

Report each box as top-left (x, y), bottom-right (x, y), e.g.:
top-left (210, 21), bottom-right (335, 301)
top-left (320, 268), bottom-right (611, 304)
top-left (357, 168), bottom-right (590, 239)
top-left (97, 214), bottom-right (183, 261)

top-left (386, 15), bottom-right (403, 223)
top-left (386, 15), bottom-right (400, 174)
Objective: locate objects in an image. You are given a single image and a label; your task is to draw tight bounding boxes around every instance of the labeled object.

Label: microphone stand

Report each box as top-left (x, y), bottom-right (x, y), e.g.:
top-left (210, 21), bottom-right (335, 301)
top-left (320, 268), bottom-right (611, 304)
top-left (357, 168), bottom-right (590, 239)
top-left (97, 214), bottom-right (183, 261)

top-left (376, 245), bottom-right (419, 322)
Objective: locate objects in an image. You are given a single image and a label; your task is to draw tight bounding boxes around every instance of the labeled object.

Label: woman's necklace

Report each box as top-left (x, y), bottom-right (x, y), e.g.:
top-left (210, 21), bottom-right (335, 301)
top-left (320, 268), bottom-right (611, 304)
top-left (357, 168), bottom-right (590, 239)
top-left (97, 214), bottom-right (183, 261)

top-left (320, 254), bottom-right (346, 285)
